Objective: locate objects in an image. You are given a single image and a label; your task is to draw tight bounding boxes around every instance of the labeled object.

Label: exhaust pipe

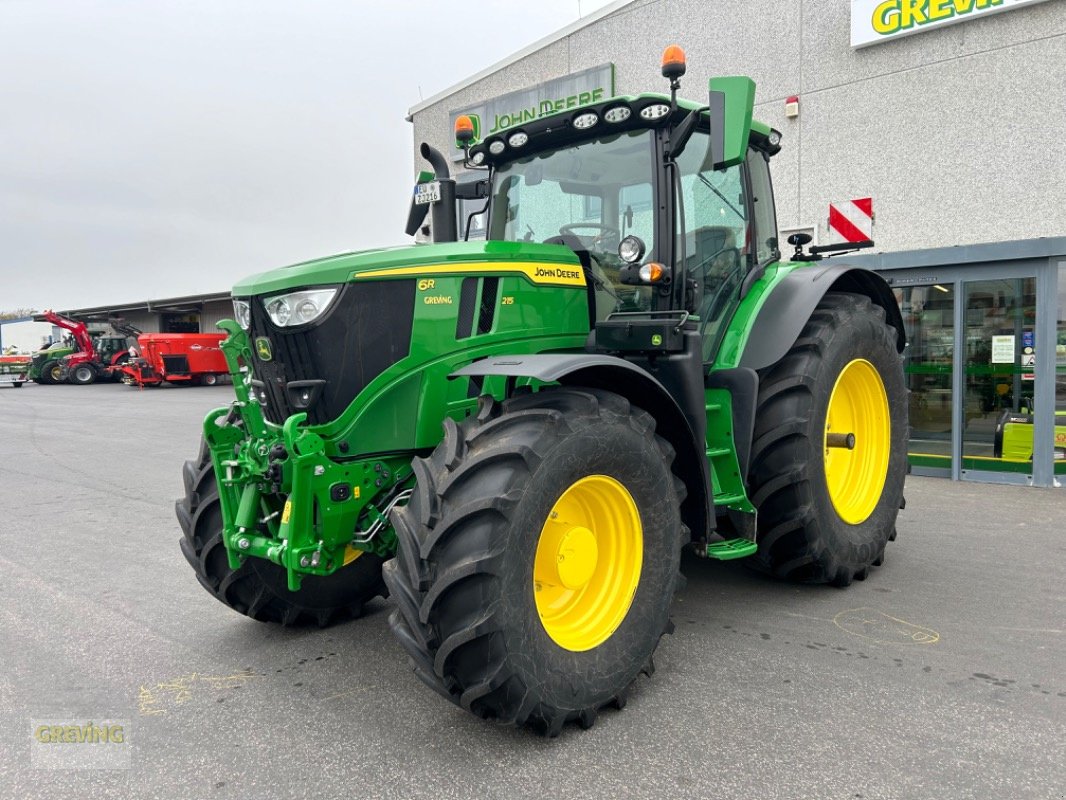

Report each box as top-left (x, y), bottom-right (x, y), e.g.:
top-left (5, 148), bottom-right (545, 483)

top-left (420, 143), bottom-right (457, 243)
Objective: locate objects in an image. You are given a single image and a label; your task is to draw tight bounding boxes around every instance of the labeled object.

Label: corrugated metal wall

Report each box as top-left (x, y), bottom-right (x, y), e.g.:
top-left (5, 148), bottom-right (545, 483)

top-left (200, 300), bottom-right (234, 334)
top-left (115, 311), bottom-right (160, 333)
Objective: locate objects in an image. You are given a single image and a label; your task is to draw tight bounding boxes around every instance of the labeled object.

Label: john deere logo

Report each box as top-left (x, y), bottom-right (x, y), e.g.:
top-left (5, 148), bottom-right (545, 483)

top-left (651, 334), bottom-right (663, 346)
top-left (255, 337), bottom-right (272, 361)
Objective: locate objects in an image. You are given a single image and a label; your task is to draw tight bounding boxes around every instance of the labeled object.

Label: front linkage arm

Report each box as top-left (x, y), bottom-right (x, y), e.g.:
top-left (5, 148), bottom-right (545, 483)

top-left (202, 320), bottom-right (412, 592)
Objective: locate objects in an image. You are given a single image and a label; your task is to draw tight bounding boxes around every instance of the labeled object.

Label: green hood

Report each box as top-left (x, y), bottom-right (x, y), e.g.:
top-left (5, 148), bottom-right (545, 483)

top-left (231, 240), bottom-right (581, 297)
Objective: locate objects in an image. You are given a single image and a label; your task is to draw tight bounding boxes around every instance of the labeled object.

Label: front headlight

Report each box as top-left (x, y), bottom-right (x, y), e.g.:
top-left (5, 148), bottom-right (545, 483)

top-left (262, 288), bottom-right (338, 328)
top-left (232, 299), bottom-right (251, 330)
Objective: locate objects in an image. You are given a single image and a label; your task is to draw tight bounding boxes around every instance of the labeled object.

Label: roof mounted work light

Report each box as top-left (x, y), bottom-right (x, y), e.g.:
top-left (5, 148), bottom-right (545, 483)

top-left (661, 45), bottom-right (686, 81)
top-left (454, 115), bottom-right (475, 145)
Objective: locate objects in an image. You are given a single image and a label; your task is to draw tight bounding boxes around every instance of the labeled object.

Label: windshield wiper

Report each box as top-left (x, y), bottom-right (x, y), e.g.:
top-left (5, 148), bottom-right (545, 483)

top-left (695, 171), bottom-right (744, 220)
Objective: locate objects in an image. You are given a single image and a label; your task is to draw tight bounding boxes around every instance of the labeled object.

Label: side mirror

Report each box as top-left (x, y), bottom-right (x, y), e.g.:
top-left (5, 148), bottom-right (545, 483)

top-left (705, 76), bottom-right (755, 170)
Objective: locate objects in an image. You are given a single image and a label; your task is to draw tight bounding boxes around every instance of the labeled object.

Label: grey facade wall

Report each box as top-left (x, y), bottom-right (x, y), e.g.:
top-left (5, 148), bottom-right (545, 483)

top-left (410, 0), bottom-right (1066, 253)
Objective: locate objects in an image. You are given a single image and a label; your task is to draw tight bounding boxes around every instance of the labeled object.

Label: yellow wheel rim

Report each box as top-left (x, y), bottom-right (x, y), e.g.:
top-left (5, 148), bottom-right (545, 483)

top-left (533, 475), bottom-right (643, 652)
top-left (824, 359), bottom-right (891, 525)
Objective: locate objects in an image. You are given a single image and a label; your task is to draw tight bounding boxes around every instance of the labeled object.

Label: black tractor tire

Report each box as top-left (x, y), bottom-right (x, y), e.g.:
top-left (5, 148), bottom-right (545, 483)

top-left (39, 360), bottom-right (61, 385)
top-left (383, 388), bottom-right (688, 736)
top-left (748, 291), bottom-right (907, 586)
top-left (70, 364), bottom-right (97, 385)
top-left (175, 438), bottom-right (387, 626)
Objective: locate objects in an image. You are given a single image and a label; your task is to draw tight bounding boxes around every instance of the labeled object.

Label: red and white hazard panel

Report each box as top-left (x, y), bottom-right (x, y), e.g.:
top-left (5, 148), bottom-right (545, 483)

top-left (828, 198), bottom-right (874, 244)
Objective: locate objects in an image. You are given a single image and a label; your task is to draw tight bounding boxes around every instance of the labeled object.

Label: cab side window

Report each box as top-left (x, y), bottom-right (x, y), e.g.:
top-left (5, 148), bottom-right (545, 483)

top-left (747, 149), bottom-right (779, 265)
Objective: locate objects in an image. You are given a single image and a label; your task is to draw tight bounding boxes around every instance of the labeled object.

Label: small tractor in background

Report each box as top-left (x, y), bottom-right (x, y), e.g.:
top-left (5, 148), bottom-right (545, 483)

top-left (120, 332), bottom-right (228, 387)
top-left (177, 47), bottom-right (907, 735)
top-left (29, 339), bottom-right (76, 385)
top-left (31, 311), bottom-right (134, 385)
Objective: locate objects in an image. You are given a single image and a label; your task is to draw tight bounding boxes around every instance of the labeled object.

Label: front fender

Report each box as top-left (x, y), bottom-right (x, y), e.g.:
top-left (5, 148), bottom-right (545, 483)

top-left (453, 353), bottom-right (713, 541)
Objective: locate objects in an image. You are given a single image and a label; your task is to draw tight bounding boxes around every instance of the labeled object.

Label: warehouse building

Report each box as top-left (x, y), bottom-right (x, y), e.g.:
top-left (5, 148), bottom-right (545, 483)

top-left (407, 0), bottom-right (1066, 486)
top-left (51, 292), bottom-right (233, 337)
top-left (2, 293), bottom-right (233, 352)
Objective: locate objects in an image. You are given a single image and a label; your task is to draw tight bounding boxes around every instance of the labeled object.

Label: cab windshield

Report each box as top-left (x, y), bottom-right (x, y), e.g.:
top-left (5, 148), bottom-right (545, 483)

top-left (488, 129), bottom-right (656, 320)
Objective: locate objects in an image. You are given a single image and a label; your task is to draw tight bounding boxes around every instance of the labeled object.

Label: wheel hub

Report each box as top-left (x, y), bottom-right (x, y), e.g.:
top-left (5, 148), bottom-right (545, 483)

top-left (533, 475), bottom-right (643, 652)
top-left (824, 358), bottom-right (891, 525)
top-left (544, 524), bottom-right (598, 590)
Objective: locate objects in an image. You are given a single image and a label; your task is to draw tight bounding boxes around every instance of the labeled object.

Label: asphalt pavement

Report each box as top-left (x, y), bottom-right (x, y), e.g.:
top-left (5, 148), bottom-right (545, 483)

top-left (0, 382), bottom-right (1063, 799)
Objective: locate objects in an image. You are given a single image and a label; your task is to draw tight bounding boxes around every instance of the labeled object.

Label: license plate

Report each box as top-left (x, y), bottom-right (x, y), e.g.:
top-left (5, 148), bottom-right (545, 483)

top-left (414, 181), bottom-right (441, 205)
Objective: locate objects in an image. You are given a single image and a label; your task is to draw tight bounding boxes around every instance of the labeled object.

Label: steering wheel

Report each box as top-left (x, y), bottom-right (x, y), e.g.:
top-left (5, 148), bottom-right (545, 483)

top-left (559, 222), bottom-right (620, 250)
top-left (690, 246), bottom-right (740, 282)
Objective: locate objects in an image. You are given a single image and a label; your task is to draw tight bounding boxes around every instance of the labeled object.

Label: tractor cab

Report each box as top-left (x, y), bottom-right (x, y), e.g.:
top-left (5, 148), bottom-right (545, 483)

top-left (482, 121), bottom-right (780, 363)
top-left (417, 49), bottom-right (783, 366)
top-left (93, 334), bottom-right (130, 363)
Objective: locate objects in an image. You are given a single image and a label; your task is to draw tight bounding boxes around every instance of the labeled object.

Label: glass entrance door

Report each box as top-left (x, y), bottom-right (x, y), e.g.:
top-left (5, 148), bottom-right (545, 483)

top-left (897, 284), bottom-right (955, 474)
top-left (962, 277), bottom-right (1038, 477)
top-left (1058, 262), bottom-right (1066, 479)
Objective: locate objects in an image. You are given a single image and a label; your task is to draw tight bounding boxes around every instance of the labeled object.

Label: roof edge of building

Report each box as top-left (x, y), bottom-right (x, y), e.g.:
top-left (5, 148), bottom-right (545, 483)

top-left (406, 0), bottom-right (637, 120)
top-left (57, 291), bottom-right (233, 319)
top-left (849, 236), bottom-right (1066, 270)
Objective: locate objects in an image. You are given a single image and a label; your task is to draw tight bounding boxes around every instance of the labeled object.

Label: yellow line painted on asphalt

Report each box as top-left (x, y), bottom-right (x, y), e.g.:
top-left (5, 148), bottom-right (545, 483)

top-left (833, 607), bottom-right (941, 645)
top-left (137, 670), bottom-right (260, 715)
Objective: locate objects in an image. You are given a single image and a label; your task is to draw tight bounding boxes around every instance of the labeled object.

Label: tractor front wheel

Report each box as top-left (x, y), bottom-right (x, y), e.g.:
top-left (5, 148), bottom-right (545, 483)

top-left (39, 360), bottom-right (61, 385)
top-left (383, 388), bottom-right (687, 735)
top-left (70, 364), bottom-right (97, 385)
top-left (175, 438), bottom-right (388, 626)
top-left (748, 292), bottom-right (907, 586)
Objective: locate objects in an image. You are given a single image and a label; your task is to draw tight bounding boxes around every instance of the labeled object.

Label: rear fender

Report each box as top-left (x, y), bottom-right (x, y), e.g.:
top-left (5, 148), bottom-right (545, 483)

top-left (739, 264), bottom-right (905, 371)
top-left (452, 354), bottom-right (712, 541)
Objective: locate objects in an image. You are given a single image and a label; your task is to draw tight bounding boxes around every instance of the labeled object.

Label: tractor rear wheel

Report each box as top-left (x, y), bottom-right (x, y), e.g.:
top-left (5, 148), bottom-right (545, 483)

top-left (748, 292), bottom-right (907, 586)
top-left (39, 360), bottom-right (61, 385)
top-left (70, 364), bottom-right (96, 385)
top-left (175, 438), bottom-right (387, 626)
top-left (383, 388), bottom-right (687, 736)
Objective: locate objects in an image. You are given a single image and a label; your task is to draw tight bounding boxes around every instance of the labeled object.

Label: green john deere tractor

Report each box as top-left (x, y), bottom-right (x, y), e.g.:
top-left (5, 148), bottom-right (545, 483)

top-left (177, 48), bottom-right (907, 735)
top-left (29, 342), bottom-right (75, 384)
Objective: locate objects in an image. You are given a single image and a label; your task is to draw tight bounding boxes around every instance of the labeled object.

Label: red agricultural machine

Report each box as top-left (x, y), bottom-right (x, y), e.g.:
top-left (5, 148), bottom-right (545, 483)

top-left (31, 311), bottom-right (134, 385)
top-left (119, 332), bottom-right (228, 387)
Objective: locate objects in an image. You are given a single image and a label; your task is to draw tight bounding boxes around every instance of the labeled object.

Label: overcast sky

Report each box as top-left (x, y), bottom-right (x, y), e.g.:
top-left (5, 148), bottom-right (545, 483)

top-left (0, 0), bottom-right (618, 311)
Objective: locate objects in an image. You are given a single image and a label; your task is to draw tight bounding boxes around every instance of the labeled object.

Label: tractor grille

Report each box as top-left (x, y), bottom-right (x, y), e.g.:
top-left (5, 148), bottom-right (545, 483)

top-left (247, 280), bottom-right (416, 425)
